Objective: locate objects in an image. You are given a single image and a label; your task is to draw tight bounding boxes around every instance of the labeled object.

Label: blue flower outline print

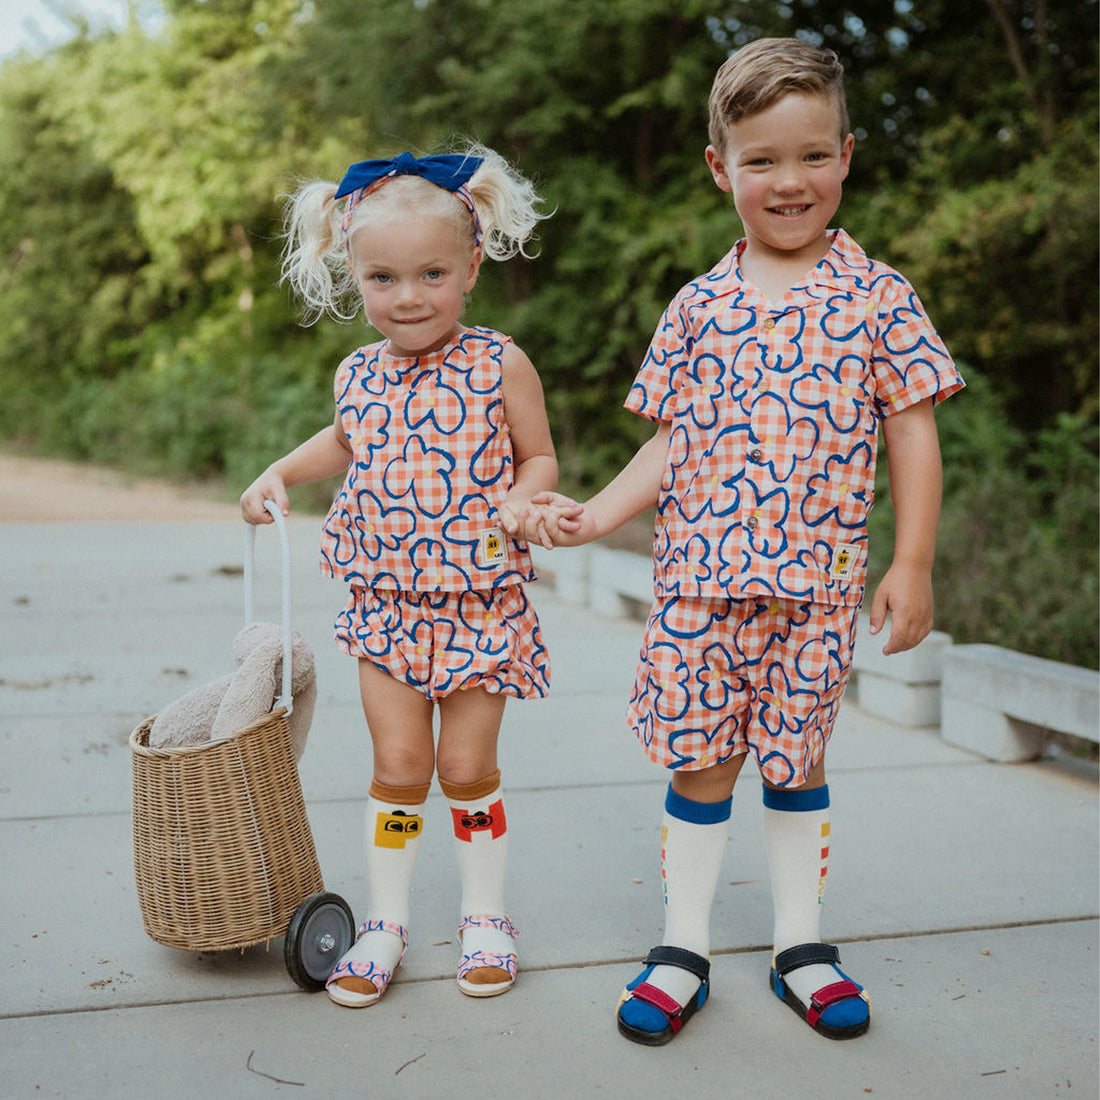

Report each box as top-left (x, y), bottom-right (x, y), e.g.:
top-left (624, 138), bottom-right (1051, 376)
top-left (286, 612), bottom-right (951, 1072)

top-left (801, 441), bottom-right (874, 530)
top-left (410, 538), bottom-right (472, 590)
top-left (404, 369), bottom-right (466, 436)
top-left (383, 434), bottom-right (455, 518)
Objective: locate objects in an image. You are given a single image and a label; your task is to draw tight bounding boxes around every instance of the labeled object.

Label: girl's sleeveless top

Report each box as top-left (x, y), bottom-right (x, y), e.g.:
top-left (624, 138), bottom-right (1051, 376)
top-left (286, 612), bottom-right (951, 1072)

top-left (319, 327), bottom-right (536, 593)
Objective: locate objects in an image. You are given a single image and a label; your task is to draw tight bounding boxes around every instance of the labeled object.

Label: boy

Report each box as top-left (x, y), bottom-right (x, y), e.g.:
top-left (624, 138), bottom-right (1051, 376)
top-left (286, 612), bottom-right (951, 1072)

top-left (533, 38), bottom-right (963, 1043)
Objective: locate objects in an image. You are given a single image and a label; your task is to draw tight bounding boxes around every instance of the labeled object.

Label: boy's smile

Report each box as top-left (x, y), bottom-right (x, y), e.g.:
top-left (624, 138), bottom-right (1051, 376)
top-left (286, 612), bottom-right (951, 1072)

top-left (705, 92), bottom-right (854, 285)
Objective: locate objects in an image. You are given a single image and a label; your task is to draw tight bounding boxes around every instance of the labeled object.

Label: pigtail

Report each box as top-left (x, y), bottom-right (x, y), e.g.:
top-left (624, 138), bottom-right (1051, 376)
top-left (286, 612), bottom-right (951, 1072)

top-left (279, 179), bottom-right (359, 324)
top-left (462, 143), bottom-right (551, 262)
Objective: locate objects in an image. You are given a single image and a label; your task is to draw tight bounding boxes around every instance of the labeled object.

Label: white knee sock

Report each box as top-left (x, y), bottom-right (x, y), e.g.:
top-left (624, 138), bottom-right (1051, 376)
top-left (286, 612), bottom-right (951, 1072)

top-left (763, 784), bottom-right (836, 1002)
top-left (336, 779), bottom-right (428, 985)
top-left (647, 784), bottom-right (731, 1006)
top-left (439, 770), bottom-right (515, 966)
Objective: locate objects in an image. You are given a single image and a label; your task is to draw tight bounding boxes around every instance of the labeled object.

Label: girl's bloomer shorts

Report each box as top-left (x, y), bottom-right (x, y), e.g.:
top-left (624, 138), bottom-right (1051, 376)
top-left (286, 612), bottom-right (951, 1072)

top-left (335, 585), bottom-right (550, 701)
top-left (627, 595), bottom-right (860, 787)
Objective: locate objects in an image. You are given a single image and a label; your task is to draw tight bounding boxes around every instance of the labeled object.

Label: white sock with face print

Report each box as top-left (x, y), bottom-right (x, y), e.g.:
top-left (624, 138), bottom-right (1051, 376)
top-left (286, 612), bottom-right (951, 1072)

top-left (327, 779), bottom-right (427, 1003)
top-left (439, 770), bottom-right (516, 989)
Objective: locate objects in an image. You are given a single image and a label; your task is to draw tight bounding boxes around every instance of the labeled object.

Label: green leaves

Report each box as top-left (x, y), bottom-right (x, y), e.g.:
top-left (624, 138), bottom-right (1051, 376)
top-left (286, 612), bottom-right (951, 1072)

top-left (0, 0), bottom-right (1096, 664)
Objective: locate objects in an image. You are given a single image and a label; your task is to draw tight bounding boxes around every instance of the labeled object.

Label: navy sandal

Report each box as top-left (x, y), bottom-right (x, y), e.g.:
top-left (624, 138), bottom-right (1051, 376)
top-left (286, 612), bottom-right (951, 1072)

top-left (769, 943), bottom-right (870, 1039)
top-left (616, 946), bottom-right (710, 1046)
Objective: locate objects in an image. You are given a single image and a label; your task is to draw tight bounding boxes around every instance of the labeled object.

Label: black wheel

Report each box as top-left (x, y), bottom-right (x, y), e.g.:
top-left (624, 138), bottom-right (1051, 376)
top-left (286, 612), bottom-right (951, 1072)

top-left (284, 891), bottom-right (355, 991)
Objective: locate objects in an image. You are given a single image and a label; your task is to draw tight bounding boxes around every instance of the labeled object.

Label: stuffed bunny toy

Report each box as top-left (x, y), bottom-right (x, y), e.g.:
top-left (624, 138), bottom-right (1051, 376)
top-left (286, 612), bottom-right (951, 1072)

top-left (148, 622), bottom-right (315, 759)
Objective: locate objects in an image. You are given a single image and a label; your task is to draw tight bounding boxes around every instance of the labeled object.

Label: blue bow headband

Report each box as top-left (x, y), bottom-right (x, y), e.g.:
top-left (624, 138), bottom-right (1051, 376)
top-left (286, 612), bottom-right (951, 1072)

top-left (336, 152), bottom-right (484, 245)
top-left (335, 152), bottom-right (483, 199)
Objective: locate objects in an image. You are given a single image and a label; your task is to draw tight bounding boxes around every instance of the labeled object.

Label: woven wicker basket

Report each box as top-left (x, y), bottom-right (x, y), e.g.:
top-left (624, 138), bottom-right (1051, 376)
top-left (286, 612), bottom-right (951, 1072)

top-left (130, 504), bottom-right (323, 953)
top-left (130, 710), bottom-right (323, 952)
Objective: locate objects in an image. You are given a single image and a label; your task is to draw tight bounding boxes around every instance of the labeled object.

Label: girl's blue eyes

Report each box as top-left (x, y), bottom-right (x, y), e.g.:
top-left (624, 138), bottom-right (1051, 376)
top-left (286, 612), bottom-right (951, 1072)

top-left (367, 270), bottom-right (446, 283)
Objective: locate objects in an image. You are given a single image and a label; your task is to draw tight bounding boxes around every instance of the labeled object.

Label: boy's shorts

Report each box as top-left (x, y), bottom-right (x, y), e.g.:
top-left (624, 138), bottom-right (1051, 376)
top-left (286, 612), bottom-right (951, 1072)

top-left (335, 585), bottom-right (550, 701)
top-left (626, 595), bottom-right (859, 787)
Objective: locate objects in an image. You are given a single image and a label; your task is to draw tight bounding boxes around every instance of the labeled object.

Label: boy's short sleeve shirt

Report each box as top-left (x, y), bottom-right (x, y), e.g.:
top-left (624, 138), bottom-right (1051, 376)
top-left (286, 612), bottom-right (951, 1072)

top-left (625, 229), bottom-right (963, 607)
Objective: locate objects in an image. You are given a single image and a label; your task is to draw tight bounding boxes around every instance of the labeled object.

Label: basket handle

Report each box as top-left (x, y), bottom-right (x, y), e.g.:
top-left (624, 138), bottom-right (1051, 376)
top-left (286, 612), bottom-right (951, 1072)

top-left (243, 500), bottom-right (294, 715)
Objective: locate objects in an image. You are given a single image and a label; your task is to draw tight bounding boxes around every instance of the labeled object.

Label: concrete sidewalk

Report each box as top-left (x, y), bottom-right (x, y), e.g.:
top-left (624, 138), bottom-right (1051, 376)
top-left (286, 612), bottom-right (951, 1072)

top-left (1, 517), bottom-right (1096, 1099)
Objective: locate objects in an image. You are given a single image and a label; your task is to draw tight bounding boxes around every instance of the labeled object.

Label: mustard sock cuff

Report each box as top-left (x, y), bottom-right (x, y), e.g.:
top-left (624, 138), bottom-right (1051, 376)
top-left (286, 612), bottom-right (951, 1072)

top-left (369, 778), bottom-right (431, 806)
top-left (438, 769), bottom-right (502, 803)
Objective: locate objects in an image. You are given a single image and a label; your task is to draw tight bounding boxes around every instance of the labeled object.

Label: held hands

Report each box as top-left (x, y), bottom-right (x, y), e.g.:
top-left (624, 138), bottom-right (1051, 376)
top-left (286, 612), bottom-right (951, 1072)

top-left (240, 469), bottom-right (290, 525)
top-left (498, 491), bottom-right (585, 549)
top-left (867, 562), bottom-right (934, 655)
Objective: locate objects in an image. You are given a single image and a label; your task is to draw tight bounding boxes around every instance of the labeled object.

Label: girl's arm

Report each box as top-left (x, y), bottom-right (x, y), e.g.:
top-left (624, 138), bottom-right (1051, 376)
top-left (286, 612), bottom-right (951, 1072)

top-left (533, 420), bottom-right (671, 547)
top-left (497, 343), bottom-right (560, 545)
top-left (868, 397), bottom-right (943, 654)
top-left (240, 412), bottom-right (352, 524)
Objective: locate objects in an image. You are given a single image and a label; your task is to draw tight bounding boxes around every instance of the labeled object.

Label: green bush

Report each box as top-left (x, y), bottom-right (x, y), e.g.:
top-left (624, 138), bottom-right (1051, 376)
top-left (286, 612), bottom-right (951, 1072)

top-left (868, 367), bottom-right (1099, 669)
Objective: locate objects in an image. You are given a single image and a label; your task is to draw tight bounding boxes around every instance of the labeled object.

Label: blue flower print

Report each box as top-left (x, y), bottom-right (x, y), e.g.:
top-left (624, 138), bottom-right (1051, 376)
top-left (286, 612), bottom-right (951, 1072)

top-left (383, 434), bottom-right (455, 518)
top-left (663, 533), bottom-right (713, 597)
top-left (730, 600), bottom-right (813, 667)
top-left (444, 329), bottom-right (505, 393)
top-left (820, 291), bottom-right (873, 343)
top-left (794, 627), bottom-right (846, 686)
top-left (677, 441), bottom-right (743, 525)
top-left (426, 617), bottom-right (475, 694)
top-left (749, 393), bottom-right (819, 482)
top-left (801, 440), bottom-right (874, 530)
top-left (410, 537), bottom-right (472, 590)
top-left (442, 492), bottom-right (495, 565)
top-left (455, 592), bottom-right (508, 658)
top-left (655, 595), bottom-right (732, 639)
top-left (758, 308), bottom-right (807, 374)
top-left (753, 749), bottom-right (796, 787)
top-left (775, 547), bottom-right (821, 600)
top-left (698, 642), bottom-right (747, 711)
top-left (696, 301), bottom-right (755, 348)
top-left (789, 357), bottom-right (869, 433)
top-left (341, 593), bottom-right (404, 661)
top-left (640, 641), bottom-right (692, 723)
top-left (340, 400), bottom-right (391, 461)
top-left (469, 398), bottom-right (509, 488)
top-left (351, 487), bottom-right (417, 562)
top-left (322, 499), bottom-right (363, 572)
top-left (744, 483), bottom-right (791, 559)
top-left (758, 661), bottom-right (819, 740)
top-left (668, 712), bottom-right (742, 769)
top-left (680, 353), bottom-right (727, 430)
top-left (404, 368), bottom-right (466, 436)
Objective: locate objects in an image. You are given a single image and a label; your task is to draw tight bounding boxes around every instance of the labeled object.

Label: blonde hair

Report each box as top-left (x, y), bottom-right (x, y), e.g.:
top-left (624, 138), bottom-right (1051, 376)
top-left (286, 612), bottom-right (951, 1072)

top-left (280, 143), bottom-right (549, 324)
top-left (708, 38), bottom-right (850, 152)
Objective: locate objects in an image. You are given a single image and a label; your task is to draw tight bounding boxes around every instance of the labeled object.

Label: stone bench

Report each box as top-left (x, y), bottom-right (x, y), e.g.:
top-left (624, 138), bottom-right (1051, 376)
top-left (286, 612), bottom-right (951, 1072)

top-left (940, 644), bottom-right (1100, 762)
top-left (851, 616), bottom-right (952, 727)
top-left (531, 545), bottom-right (653, 620)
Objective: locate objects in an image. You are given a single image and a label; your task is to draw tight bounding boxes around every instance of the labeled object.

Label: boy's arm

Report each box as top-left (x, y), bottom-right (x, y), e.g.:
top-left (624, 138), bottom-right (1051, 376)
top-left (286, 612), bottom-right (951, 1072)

top-left (240, 412), bottom-right (352, 523)
top-left (533, 421), bottom-right (671, 547)
top-left (868, 398), bottom-right (942, 654)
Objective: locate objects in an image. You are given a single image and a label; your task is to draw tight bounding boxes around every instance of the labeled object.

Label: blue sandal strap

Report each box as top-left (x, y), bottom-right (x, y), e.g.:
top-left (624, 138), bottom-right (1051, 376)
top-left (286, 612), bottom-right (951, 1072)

top-left (774, 942), bottom-right (840, 976)
top-left (643, 945), bottom-right (711, 982)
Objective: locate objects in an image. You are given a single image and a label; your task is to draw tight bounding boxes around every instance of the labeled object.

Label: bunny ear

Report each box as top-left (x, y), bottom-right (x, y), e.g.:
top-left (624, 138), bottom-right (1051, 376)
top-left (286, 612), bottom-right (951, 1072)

top-left (210, 645), bottom-right (279, 741)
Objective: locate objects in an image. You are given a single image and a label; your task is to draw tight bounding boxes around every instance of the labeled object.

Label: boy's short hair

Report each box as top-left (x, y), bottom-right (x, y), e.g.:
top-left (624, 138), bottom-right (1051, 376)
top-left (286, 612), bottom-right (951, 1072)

top-left (708, 37), bottom-right (850, 151)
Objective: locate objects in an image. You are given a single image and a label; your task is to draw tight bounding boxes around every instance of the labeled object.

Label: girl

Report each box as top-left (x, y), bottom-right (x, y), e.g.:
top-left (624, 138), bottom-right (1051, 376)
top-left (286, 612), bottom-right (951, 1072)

top-left (241, 145), bottom-right (555, 1008)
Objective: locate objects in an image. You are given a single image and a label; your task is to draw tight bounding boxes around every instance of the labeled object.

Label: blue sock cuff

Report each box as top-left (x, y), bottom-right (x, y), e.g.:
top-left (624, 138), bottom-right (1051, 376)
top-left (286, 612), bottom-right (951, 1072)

top-left (762, 784), bottom-right (830, 812)
top-left (665, 784), bottom-right (732, 825)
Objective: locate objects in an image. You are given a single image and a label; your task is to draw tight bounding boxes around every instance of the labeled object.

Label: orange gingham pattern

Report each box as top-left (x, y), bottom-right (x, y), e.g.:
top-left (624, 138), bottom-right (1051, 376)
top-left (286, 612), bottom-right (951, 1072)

top-left (626, 596), bottom-right (860, 787)
top-left (319, 327), bottom-right (535, 592)
top-left (335, 584), bottom-right (550, 700)
top-left (628, 229), bottom-right (964, 607)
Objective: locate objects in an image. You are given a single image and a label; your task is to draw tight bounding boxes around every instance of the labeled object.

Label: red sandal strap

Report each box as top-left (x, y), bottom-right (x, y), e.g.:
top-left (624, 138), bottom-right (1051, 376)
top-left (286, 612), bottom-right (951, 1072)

top-left (629, 981), bottom-right (686, 1032)
top-left (806, 980), bottom-right (863, 1027)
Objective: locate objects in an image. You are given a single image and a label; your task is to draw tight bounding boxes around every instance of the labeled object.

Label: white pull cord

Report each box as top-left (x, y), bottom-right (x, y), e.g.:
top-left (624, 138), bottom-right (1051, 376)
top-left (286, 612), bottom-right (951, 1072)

top-left (243, 501), bottom-right (294, 715)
